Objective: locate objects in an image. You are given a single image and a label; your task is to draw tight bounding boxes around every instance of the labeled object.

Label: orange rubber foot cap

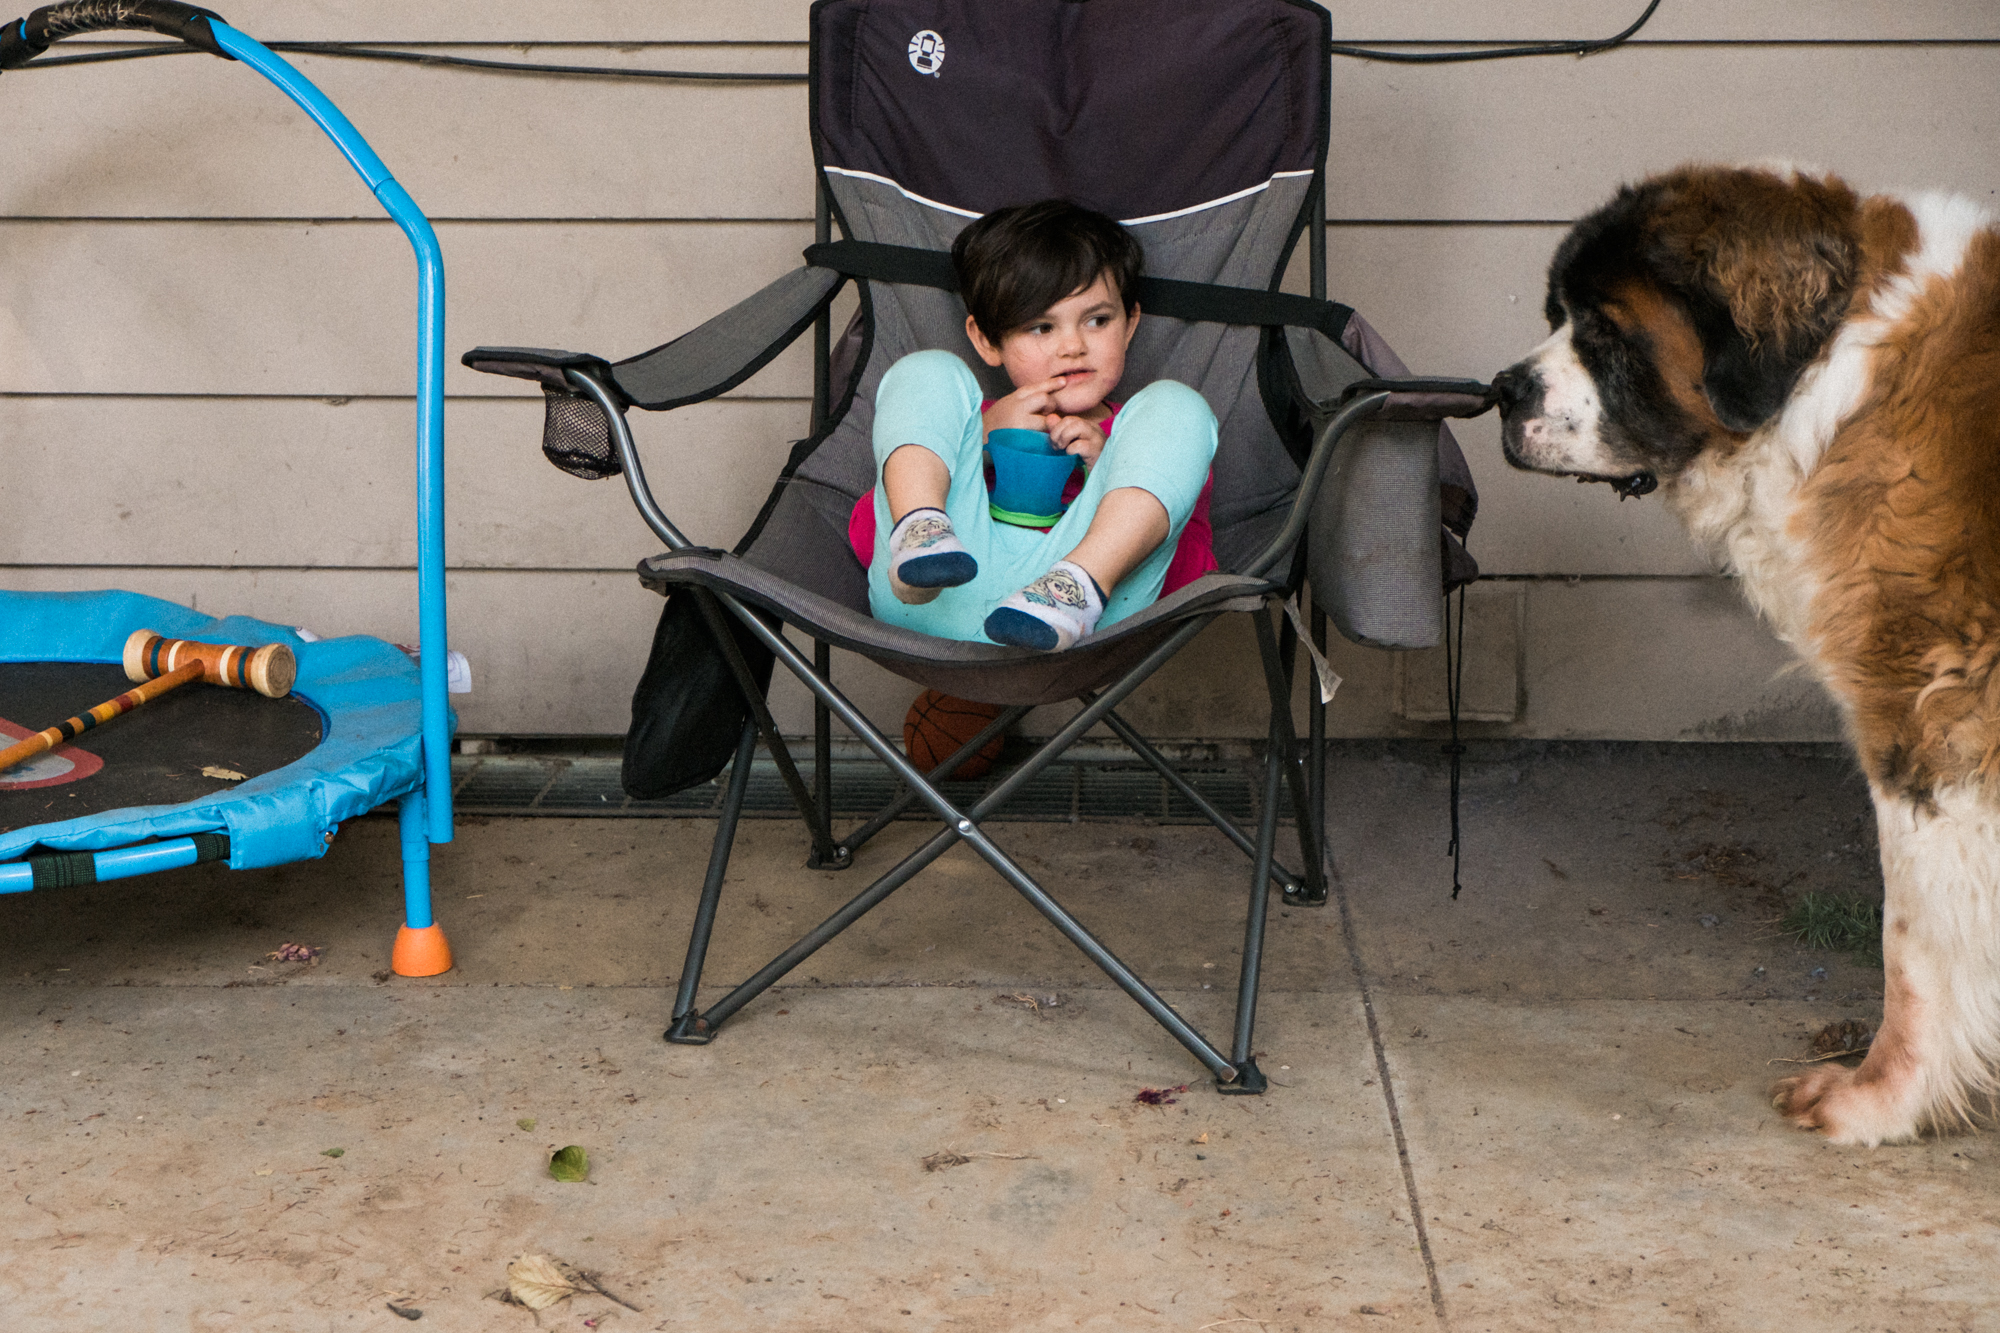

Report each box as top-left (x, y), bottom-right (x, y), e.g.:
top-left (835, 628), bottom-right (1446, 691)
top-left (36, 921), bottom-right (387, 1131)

top-left (392, 923), bottom-right (453, 977)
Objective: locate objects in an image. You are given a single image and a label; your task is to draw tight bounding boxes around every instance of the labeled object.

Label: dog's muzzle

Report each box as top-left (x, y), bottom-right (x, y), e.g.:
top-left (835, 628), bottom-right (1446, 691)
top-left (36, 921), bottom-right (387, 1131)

top-left (1493, 362), bottom-right (1657, 499)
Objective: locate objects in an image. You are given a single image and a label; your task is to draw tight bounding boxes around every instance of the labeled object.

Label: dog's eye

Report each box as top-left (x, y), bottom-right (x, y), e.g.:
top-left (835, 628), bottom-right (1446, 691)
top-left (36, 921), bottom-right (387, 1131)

top-left (1569, 310), bottom-right (1624, 358)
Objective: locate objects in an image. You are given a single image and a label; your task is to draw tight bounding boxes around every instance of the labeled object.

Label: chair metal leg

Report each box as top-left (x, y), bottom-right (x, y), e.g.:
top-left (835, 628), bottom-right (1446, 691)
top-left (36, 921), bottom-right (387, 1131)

top-left (1309, 602), bottom-right (1329, 888)
top-left (1090, 700), bottom-right (1302, 894)
top-left (666, 718), bottom-right (760, 1043)
top-left (1272, 608), bottom-right (1327, 902)
top-left (1218, 710), bottom-right (1285, 1095)
top-left (697, 781), bottom-right (1241, 1083)
top-left (807, 639), bottom-right (847, 869)
top-left (835, 703), bottom-right (1034, 860)
top-left (1218, 602), bottom-right (1349, 1090)
top-left (690, 588), bottom-right (843, 868)
top-left (830, 669), bottom-right (1303, 890)
top-left (692, 590), bottom-right (1250, 1083)
top-left (1255, 606), bottom-right (1327, 906)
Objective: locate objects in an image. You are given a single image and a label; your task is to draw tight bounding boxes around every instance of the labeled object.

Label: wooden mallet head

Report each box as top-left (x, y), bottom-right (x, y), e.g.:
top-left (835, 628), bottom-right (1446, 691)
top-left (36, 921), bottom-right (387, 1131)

top-left (122, 630), bottom-right (296, 699)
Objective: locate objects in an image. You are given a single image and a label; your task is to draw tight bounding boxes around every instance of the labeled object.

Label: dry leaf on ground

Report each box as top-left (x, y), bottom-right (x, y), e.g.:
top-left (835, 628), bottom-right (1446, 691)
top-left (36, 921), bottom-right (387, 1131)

top-left (921, 1148), bottom-right (1034, 1172)
top-left (507, 1254), bottom-right (583, 1311)
top-left (996, 991), bottom-right (1067, 1014)
top-left (1810, 1018), bottom-right (1874, 1058)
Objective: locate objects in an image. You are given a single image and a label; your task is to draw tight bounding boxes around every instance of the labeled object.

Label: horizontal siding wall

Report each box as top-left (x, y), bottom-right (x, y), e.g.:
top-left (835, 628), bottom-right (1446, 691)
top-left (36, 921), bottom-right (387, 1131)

top-left (4, 2), bottom-right (1997, 741)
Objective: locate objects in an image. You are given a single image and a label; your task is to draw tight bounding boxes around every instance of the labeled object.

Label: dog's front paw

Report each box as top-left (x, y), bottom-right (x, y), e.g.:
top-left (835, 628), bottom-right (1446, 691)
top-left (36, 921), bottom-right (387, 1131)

top-left (1771, 1066), bottom-right (1919, 1146)
top-left (1771, 1065), bottom-right (1849, 1126)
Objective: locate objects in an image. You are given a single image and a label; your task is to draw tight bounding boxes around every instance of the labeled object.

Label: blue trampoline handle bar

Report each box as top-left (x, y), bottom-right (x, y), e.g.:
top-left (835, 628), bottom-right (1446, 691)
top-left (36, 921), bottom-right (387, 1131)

top-left (0, 837), bottom-right (205, 893)
top-left (207, 23), bottom-right (454, 845)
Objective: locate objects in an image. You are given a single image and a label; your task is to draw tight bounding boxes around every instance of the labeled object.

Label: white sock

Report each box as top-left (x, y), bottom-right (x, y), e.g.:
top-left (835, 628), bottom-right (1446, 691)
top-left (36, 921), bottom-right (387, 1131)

top-left (983, 559), bottom-right (1106, 652)
top-left (888, 508), bottom-right (977, 604)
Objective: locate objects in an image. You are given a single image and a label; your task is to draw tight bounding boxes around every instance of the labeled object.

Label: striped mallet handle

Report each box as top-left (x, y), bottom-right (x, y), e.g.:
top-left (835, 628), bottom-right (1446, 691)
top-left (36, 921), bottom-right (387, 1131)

top-left (0, 660), bottom-right (202, 776)
top-left (0, 631), bottom-right (296, 777)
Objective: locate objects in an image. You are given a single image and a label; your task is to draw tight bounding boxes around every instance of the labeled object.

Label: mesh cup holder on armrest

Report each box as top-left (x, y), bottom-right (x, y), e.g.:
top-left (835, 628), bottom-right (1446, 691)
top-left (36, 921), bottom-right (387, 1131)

top-left (541, 387), bottom-right (621, 480)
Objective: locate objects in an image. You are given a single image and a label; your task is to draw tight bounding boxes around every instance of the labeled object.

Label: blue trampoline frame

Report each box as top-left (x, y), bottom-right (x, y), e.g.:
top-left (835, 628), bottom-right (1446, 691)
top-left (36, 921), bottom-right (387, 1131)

top-left (0, 8), bottom-right (454, 969)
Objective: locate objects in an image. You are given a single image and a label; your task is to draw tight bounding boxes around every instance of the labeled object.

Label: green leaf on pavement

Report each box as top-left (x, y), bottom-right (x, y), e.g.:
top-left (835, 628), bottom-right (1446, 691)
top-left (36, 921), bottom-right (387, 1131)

top-left (548, 1145), bottom-right (589, 1182)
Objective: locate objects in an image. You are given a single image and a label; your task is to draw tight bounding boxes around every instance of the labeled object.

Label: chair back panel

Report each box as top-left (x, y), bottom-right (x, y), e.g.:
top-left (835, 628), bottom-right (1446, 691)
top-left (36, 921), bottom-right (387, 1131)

top-left (746, 0), bottom-right (1332, 593)
top-left (813, 0), bottom-right (1326, 222)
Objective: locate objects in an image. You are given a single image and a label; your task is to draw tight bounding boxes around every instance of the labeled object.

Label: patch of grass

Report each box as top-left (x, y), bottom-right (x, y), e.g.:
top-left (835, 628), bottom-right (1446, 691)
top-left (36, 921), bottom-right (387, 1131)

top-left (1778, 891), bottom-right (1883, 968)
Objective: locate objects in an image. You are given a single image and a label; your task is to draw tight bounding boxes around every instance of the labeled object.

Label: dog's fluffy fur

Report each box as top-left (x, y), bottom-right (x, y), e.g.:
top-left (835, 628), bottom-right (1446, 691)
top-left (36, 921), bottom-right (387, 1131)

top-left (1495, 164), bottom-right (2000, 1145)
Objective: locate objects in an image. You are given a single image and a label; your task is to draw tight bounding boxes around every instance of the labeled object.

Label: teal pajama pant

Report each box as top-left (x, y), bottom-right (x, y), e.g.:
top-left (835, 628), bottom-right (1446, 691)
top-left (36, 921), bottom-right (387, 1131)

top-left (868, 349), bottom-right (1219, 644)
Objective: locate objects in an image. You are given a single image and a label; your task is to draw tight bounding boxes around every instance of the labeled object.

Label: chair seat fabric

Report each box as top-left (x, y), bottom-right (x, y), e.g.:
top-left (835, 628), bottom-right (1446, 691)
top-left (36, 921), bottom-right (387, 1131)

top-left (639, 551), bottom-right (1269, 707)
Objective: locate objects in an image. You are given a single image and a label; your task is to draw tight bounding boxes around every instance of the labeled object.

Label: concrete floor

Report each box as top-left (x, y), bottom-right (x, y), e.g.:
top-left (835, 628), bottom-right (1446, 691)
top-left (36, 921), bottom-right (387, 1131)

top-left (3, 743), bottom-right (1995, 1331)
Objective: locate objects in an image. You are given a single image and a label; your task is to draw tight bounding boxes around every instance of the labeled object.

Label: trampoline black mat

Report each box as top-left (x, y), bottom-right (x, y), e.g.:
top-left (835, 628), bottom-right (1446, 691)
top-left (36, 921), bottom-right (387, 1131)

top-left (0, 662), bottom-right (324, 836)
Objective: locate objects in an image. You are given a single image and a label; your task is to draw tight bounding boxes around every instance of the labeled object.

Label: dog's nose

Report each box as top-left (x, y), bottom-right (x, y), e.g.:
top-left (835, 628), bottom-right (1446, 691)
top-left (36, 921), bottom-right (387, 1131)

top-left (1490, 364), bottom-right (1533, 411)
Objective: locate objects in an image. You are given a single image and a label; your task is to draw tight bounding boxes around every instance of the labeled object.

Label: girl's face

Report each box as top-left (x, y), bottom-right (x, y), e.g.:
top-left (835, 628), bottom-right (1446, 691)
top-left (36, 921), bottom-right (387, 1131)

top-left (966, 274), bottom-right (1140, 417)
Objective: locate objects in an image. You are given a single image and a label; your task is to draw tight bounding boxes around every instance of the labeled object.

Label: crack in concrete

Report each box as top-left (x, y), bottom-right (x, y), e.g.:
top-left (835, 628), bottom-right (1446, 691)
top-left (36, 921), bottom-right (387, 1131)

top-left (1332, 844), bottom-right (1449, 1328)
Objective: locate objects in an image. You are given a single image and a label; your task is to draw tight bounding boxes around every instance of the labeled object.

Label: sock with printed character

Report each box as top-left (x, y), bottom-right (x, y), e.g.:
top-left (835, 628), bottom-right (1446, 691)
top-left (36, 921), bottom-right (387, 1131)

top-left (982, 559), bottom-right (1107, 652)
top-left (888, 507), bottom-right (977, 604)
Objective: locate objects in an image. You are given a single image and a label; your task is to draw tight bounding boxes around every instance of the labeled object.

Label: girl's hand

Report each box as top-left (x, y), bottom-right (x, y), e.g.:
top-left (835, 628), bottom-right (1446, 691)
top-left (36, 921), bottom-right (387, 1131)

top-left (982, 377), bottom-right (1069, 435)
top-left (1047, 413), bottom-right (1107, 468)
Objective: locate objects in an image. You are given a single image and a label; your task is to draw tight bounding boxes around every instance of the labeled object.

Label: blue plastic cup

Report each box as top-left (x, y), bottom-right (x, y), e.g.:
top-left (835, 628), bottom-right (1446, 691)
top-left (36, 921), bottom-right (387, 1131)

top-left (985, 427), bottom-right (1080, 525)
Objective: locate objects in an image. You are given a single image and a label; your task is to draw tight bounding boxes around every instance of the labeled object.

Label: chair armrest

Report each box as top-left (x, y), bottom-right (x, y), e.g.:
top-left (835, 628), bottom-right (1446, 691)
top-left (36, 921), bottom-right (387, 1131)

top-left (1337, 377), bottom-right (1494, 421)
top-left (461, 265), bottom-right (848, 495)
top-left (460, 264), bottom-right (845, 412)
top-left (461, 346), bottom-right (613, 393)
top-left (608, 265), bottom-right (846, 410)
top-left (1283, 326), bottom-right (1492, 422)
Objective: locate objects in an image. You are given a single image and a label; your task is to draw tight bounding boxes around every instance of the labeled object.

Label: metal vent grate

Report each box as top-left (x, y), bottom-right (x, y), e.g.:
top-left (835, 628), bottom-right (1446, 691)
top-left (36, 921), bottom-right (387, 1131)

top-left (449, 752), bottom-right (1270, 825)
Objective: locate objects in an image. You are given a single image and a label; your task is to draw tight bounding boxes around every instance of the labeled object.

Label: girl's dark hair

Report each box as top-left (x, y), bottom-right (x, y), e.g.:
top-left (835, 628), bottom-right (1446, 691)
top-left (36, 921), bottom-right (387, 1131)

top-left (952, 200), bottom-right (1143, 344)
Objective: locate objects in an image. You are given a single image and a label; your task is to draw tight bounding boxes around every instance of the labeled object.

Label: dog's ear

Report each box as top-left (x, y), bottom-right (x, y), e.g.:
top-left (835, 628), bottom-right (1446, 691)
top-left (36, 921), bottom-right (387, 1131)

top-left (1699, 217), bottom-right (1853, 431)
top-left (1651, 169), bottom-right (1858, 432)
top-left (1687, 293), bottom-right (1820, 433)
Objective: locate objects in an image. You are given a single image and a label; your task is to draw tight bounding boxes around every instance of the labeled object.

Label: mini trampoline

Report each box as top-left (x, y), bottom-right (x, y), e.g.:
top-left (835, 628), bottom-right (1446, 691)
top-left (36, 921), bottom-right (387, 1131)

top-left (0, 3), bottom-right (455, 975)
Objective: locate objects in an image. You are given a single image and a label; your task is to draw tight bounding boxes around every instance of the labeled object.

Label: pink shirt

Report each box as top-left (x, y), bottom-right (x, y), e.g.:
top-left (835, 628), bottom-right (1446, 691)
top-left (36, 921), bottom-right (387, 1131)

top-left (848, 399), bottom-right (1219, 596)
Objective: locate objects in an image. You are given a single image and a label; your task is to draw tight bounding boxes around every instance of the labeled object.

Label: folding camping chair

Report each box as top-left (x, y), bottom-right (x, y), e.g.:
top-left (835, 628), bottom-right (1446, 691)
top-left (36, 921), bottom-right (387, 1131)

top-left (465, 0), bottom-right (1491, 1093)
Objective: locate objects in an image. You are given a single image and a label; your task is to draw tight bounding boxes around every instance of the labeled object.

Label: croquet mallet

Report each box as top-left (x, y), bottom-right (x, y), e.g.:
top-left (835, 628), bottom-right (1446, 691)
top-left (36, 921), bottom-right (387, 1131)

top-left (0, 630), bottom-right (296, 776)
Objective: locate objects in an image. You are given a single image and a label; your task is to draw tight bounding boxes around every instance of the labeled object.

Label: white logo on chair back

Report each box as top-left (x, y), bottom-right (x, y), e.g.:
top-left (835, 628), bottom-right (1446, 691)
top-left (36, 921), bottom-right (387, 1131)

top-left (907, 29), bottom-right (945, 76)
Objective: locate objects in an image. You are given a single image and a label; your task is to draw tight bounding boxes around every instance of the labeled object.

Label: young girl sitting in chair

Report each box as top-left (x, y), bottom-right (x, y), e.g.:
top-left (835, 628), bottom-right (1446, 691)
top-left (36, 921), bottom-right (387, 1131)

top-left (849, 199), bottom-right (1219, 651)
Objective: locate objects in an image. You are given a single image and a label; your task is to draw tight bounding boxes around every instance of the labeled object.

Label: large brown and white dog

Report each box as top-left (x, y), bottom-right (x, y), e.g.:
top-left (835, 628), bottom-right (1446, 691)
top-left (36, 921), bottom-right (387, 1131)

top-left (1494, 163), bottom-right (2000, 1145)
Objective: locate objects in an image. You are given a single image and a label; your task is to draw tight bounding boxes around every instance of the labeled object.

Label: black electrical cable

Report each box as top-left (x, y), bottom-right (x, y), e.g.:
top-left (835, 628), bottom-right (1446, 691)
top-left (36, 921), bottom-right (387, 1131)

top-left (13, 0), bottom-right (1663, 79)
top-left (15, 41), bottom-right (812, 80)
top-left (1330, 0), bottom-right (1662, 64)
